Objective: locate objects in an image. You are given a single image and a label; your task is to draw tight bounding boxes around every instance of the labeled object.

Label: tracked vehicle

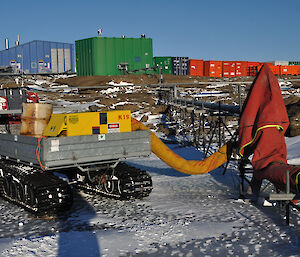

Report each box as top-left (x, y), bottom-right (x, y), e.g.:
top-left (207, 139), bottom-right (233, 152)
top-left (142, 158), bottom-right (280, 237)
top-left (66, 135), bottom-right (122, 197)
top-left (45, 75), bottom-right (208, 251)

top-left (0, 102), bottom-right (153, 213)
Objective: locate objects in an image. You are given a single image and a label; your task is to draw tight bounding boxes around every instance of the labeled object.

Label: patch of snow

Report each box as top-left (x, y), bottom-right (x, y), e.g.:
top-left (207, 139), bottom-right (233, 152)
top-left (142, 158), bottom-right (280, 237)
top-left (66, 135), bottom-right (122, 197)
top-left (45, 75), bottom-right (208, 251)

top-left (100, 87), bottom-right (120, 94)
top-left (27, 84), bottom-right (55, 92)
top-left (206, 83), bottom-right (229, 88)
top-left (286, 135), bottom-right (300, 165)
top-left (278, 81), bottom-right (293, 90)
top-left (107, 81), bottom-right (134, 86)
top-left (30, 79), bottom-right (51, 86)
top-left (192, 91), bottom-right (229, 98)
top-left (147, 114), bottom-right (163, 124)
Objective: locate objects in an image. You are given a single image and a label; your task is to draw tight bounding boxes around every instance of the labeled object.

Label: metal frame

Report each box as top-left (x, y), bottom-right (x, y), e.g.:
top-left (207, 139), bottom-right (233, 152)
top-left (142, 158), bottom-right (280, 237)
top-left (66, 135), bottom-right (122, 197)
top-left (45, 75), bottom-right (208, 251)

top-left (157, 83), bottom-right (299, 225)
top-left (238, 159), bottom-right (300, 225)
top-left (159, 85), bottom-right (238, 159)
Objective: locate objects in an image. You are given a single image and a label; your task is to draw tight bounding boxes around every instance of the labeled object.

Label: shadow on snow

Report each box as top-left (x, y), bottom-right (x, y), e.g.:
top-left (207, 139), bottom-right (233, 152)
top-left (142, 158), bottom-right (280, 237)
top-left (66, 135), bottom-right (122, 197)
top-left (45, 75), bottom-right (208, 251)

top-left (56, 191), bottom-right (101, 257)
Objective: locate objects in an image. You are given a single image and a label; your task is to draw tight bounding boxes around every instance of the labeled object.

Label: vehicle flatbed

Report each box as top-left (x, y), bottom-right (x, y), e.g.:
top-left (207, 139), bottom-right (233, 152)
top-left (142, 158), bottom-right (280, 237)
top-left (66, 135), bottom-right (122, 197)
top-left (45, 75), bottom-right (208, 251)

top-left (0, 130), bottom-right (151, 170)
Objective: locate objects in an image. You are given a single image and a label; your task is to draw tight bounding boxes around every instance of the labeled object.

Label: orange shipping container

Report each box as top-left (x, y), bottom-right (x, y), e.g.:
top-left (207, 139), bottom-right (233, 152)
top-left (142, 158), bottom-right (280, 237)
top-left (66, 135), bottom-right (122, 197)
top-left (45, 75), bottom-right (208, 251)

top-left (189, 59), bottom-right (204, 76)
top-left (255, 63), bottom-right (274, 75)
top-left (270, 65), bottom-right (280, 75)
top-left (296, 66), bottom-right (300, 75)
top-left (222, 61), bottom-right (236, 77)
top-left (247, 62), bottom-right (260, 67)
top-left (247, 62), bottom-right (260, 76)
top-left (264, 62), bottom-right (273, 67)
top-left (255, 63), bottom-right (280, 76)
top-left (280, 66), bottom-right (290, 75)
top-left (291, 65), bottom-right (300, 75)
top-left (235, 61), bottom-right (248, 77)
top-left (257, 64), bottom-right (263, 73)
top-left (280, 65), bottom-right (300, 75)
top-left (204, 61), bottom-right (222, 77)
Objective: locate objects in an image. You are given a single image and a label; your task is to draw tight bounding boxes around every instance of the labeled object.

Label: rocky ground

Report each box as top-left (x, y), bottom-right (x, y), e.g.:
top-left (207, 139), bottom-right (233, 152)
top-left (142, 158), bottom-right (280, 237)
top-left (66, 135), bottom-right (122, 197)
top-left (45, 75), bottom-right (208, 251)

top-left (0, 74), bottom-right (299, 136)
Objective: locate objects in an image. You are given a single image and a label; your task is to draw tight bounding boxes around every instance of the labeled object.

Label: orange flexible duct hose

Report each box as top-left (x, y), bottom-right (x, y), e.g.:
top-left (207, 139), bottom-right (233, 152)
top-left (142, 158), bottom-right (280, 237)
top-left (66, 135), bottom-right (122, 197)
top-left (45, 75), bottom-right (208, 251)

top-left (131, 118), bottom-right (230, 175)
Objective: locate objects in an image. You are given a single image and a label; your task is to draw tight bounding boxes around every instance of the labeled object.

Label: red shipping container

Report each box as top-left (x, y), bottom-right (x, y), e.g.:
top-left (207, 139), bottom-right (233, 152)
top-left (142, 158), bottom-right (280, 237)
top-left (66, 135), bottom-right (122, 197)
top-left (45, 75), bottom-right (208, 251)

top-left (247, 62), bottom-right (260, 67)
top-left (280, 66), bottom-right (289, 75)
top-left (255, 63), bottom-right (280, 76)
top-left (247, 62), bottom-right (260, 76)
top-left (295, 66), bottom-right (300, 75)
top-left (290, 65), bottom-right (300, 75)
top-left (257, 64), bottom-right (265, 74)
top-left (235, 61), bottom-right (248, 77)
top-left (222, 61), bottom-right (236, 77)
top-left (265, 62), bottom-right (273, 67)
top-left (254, 63), bottom-right (274, 76)
top-left (204, 61), bottom-right (222, 77)
top-left (270, 65), bottom-right (280, 75)
top-left (280, 65), bottom-right (300, 75)
top-left (189, 59), bottom-right (204, 76)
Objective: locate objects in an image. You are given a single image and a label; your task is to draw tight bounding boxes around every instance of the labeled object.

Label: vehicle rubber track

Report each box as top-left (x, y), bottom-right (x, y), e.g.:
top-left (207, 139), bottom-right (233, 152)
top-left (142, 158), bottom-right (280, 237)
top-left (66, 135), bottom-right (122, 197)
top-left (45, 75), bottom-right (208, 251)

top-left (75, 162), bottom-right (153, 199)
top-left (0, 160), bottom-right (73, 213)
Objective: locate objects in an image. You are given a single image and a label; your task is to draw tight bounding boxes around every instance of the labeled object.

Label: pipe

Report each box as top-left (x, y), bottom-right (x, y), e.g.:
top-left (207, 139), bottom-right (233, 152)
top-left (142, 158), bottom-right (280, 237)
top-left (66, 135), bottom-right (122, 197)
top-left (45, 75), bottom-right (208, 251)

top-left (174, 97), bottom-right (240, 114)
top-left (131, 118), bottom-right (231, 175)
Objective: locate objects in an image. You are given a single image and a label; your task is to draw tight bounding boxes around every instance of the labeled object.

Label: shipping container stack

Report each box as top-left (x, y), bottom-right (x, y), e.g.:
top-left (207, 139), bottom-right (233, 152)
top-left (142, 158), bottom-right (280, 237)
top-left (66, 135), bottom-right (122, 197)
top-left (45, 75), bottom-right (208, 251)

top-left (153, 57), bottom-right (173, 74)
top-left (247, 62), bottom-right (260, 76)
top-left (222, 61), bottom-right (236, 77)
top-left (189, 59), bottom-right (204, 76)
top-left (153, 57), bottom-right (300, 77)
top-left (235, 61), bottom-right (248, 77)
top-left (171, 57), bottom-right (189, 75)
top-left (73, 33), bottom-right (300, 77)
top-left (204, 60), bottom-right (223, 77)
top-left (246, 62), bottom-right (300, 76)
top-left (280, 66), bottom-right (290, 76)
top-left (269, 64), bottom-right (280, 75)
top-left (280, 65), bottom-right (300, 76)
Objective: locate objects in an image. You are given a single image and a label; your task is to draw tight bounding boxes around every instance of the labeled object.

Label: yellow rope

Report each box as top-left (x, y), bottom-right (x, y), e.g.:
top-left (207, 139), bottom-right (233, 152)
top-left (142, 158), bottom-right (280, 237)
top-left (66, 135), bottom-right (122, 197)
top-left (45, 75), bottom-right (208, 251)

top-left (239, 125), bottom-right (284, 157)
top-left (296, 172), bottom-right (300, 193)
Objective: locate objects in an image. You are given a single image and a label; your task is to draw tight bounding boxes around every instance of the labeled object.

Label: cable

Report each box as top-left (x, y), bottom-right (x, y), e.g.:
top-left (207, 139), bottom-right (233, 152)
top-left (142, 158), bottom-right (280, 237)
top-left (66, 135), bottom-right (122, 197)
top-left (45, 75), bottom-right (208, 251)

top-left (36, 136), bottom-right (47, 171)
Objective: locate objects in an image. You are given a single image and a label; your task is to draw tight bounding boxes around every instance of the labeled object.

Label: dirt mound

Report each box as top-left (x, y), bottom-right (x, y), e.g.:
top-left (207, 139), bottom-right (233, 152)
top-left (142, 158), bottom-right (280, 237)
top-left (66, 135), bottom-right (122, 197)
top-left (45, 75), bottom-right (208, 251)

top-left (284, 95), bottom-right (300, 106)
top-left (55, 74), bottom-right (230, 87)
top-left (291, 80), bottom-right (300, 88)
top-left (55, 74), bottom-right (160, 87)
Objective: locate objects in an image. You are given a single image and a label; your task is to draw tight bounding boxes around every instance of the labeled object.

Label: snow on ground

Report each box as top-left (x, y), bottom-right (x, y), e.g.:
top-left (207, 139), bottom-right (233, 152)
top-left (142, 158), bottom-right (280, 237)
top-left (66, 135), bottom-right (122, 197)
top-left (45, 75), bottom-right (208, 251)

top-left (206, 84), bottom-right (229, 89)
top-left (0, 140), bottom-right (299, 257)
top-left (107, 81), bottom-right (134, 87)
top-left (27, 84), bottom-right (55, 92)
top-left (286, 136), bottom-right (300, 165)
top-left (100, 87), bottom-right (120, 95)
top-left (278, 81), bottom-right (293, 90)
top-left (191, 91), bottom-right (230, 98)
top-left (0, 78), bottom-right (299, 256)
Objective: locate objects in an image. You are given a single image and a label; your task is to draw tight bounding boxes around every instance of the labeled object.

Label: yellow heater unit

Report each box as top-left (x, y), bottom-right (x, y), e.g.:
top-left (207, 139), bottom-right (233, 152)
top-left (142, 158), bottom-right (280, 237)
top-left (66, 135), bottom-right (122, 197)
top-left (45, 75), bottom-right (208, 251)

top-left (43, 110), bottom-right (131, 137)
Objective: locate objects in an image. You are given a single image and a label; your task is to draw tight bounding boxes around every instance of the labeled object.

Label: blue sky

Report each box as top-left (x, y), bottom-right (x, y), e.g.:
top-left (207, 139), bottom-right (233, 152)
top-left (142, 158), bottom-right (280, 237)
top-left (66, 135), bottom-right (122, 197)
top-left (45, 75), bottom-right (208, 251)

top-left (1, 0), bottom-right (299, 61)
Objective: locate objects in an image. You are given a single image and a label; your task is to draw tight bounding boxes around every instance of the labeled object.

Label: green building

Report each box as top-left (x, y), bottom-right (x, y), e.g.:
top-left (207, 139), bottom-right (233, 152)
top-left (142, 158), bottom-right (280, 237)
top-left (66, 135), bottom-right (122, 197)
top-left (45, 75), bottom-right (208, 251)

top-left (75, 37), bottom-right (153, 76)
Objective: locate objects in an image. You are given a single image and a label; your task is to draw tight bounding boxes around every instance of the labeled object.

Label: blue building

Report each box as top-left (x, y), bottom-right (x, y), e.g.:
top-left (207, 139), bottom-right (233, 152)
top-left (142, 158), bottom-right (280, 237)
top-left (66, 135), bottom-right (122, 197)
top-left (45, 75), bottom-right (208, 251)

top-left (0, 40), bottom-right (75, 74)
